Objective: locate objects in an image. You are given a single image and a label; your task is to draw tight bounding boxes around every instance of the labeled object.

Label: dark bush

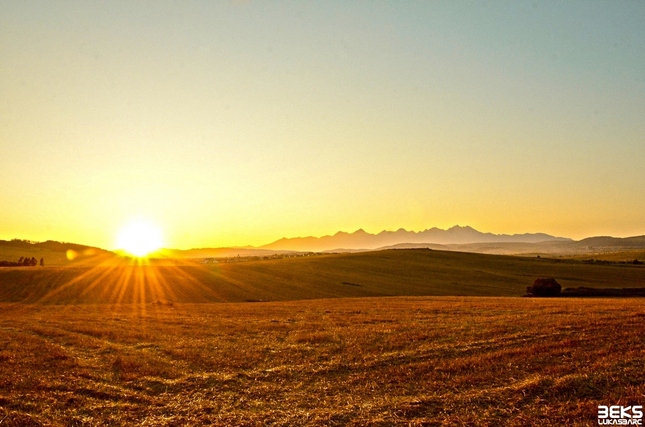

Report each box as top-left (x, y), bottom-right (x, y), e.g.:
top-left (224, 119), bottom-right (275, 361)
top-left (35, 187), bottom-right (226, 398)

top-left (526, 277), bottom-right (561, 297)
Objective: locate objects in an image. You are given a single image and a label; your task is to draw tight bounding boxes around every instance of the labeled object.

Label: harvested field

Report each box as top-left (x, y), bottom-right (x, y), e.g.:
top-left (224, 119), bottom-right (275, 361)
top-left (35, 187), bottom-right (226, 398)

top-left (0, 297), bottom-right (643, 426)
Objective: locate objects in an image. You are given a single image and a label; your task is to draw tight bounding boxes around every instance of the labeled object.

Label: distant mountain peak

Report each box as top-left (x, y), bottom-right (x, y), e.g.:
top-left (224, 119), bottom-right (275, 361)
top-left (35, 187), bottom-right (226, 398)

top-left (448, 225), bottom-right (475, 231)
top-left (261, 225), bottom-right (571, 252)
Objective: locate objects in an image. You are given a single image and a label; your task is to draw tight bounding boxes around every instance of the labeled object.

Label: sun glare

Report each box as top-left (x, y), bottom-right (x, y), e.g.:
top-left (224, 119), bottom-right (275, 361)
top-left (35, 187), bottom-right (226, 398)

top-left (116, 220), bottom-right (163, 257)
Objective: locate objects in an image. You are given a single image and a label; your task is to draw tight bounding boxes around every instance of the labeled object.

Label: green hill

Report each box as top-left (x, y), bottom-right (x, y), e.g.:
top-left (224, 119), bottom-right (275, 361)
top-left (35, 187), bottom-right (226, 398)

top-left (1, 249), bottom-right (644, 304)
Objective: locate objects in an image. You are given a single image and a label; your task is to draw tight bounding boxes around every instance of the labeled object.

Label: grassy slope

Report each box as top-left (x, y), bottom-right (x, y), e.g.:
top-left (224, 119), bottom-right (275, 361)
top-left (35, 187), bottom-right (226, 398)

top-left (0, 298), bottom-right (643, 426)
top-left (0, 240), bottom-right (116, 267)
top-left (0, 249), bottom-right (644, 304)
top-left (0, 246), bottom-right (67, 266)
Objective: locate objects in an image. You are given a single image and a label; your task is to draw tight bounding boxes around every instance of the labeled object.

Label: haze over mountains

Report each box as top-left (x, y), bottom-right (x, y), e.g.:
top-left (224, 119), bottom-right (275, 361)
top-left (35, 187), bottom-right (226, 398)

top-left (261, 225), bottom-right (572, 252)
top-left (256, 226), bottom-right (645, 258)
top-left (3, 226), bottom-right (645, 263)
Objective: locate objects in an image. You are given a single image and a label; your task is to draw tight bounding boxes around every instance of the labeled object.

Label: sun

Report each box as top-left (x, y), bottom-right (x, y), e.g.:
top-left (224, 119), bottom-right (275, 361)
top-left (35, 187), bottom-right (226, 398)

top-left (116, 220), bottom-right (164, 257)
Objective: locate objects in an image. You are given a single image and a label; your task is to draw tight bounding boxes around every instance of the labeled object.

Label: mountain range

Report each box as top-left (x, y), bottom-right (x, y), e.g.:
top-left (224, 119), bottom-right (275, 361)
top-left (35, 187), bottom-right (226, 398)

top-left (260, 225), bottom-right (572, 252)
top-left (3, 226), bottom-right (645, 262)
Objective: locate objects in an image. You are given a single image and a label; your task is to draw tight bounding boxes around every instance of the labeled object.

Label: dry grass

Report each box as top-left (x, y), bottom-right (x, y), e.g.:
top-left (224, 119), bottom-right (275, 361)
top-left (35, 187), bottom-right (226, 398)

top-left (1, 297), bottom-right (643, 426)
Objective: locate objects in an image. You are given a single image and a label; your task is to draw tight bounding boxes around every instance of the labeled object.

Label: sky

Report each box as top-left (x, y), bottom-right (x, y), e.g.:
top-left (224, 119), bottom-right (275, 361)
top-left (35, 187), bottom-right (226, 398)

top-left (1, 1), bottom-right (644, 250)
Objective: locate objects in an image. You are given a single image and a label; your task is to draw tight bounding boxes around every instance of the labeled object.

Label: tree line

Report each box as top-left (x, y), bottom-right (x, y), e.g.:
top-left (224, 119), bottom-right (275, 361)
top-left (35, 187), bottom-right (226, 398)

top-left (0, 256), bottom-right (44, 267)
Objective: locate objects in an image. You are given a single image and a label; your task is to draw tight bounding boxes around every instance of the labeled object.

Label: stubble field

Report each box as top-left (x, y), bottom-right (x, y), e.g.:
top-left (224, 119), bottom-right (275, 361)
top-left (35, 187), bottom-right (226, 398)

top-left (1, 297), bottom-right (644, 426)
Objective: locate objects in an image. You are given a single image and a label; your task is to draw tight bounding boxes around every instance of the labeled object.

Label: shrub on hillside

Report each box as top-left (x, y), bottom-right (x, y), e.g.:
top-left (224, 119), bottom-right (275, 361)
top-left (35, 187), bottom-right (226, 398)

top-left (526, 277), bottom-right (561, 297)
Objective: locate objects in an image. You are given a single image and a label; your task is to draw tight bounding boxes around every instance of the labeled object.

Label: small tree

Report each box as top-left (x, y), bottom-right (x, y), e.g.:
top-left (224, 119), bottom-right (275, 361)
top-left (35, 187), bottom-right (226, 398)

top-left (30, 257), bottom-right (37, 266)
top-left (18, 256), bottom-right (24, 264)
top-left (40, 258), bottom-right (44, 266)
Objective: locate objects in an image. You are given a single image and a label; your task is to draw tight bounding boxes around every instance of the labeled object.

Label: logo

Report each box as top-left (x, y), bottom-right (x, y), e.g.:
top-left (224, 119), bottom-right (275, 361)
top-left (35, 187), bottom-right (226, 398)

top-left (598, 406), bottom-right (643, 425)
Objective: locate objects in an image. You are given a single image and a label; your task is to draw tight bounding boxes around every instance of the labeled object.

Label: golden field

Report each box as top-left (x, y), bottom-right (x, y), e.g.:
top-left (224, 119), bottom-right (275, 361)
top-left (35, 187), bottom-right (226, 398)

top-left (1, 298), bottom-right (644, 426)
top-left (0, 249), bottom-right (644, 425)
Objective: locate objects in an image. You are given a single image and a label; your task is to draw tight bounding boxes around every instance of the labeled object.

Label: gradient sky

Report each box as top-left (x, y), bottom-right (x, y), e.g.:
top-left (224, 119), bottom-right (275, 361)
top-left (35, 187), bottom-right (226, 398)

top-left (1, 1), bottom-right (644, 249)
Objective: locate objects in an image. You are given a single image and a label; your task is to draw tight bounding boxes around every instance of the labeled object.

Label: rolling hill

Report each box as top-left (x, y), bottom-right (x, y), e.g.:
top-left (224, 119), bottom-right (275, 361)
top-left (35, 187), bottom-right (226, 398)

top-left (0, 239), bottom-right (115, 266)
top-left (1, 249), bottom-right (644, 304)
